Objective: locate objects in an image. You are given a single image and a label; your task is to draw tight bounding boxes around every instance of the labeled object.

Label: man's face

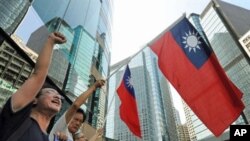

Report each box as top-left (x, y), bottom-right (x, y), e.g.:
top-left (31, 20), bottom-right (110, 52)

top-left (68, 112), bottom-right (84, 133)
top-left (36, 88), bottom-right (62, 113)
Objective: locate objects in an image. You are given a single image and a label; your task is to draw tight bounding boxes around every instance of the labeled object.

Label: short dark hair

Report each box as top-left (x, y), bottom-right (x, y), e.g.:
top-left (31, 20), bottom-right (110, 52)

top-left (36, 83), bottom-right (57, 98)
top-left (76, 108), bottom-right (86, 122)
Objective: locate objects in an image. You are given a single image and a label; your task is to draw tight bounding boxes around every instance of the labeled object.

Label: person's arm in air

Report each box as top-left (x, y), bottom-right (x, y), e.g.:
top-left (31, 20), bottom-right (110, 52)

top-left (65, 80), bottom-right (105, 123)
top-left (11, 32), bottom-right (66, 112)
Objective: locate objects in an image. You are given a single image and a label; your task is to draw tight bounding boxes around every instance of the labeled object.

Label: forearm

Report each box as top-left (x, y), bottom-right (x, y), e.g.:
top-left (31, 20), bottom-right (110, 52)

top-left (33, 37), bottom-right (55, 77)
top-left (74, 85), bottom-right (96, 107)
top-left (66, 85), bottom-right (96, 123)
top-left (10, 32), bottom-right (66, 112)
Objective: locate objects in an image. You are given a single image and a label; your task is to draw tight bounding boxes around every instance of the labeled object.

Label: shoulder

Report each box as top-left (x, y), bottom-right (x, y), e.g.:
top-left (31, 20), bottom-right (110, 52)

top-left (0, 100), bottom-right (33, 141)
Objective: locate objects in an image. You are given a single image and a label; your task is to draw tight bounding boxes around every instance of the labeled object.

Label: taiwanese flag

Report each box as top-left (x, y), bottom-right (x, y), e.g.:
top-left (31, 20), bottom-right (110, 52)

top-left (149, 17), bottom-right (245, 136)
top-left (116, 65), bottom-right (142, 138)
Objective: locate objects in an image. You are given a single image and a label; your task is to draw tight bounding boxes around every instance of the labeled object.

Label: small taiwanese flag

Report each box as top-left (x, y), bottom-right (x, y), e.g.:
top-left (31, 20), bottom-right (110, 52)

top-left (116, 65), bottom-right (142, 138)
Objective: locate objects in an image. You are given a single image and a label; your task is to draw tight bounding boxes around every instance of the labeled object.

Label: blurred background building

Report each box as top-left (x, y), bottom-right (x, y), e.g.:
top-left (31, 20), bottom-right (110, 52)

top-left (184, 0), bottom-right (250, 140)
top-left (26, 0), bottom-right (114, 128)
top-left (0, 0), bottom-right (33, 34)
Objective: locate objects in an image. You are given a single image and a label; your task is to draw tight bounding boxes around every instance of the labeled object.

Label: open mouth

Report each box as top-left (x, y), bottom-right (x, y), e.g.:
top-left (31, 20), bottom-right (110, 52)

top-left (51, 99), bottom-right (60, 106)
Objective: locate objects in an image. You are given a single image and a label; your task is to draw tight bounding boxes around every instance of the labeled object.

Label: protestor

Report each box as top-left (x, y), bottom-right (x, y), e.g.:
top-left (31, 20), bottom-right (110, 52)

top-left (49, 80), bottom-right (105, 141)
top-left (0, 32), bottom-right (66, 141)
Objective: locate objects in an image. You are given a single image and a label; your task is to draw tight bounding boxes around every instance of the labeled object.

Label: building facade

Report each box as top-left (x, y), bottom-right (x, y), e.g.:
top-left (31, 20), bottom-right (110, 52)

top-left (183, 0), bottom-right (250, 140)
top-left (0, 0), bottom-right (32, 34)
top-left (178, 123), bottom-right (191, 141)
top-left (200, 0), bottom-right (250, 123)
top-left (0, 29), bottom-right (34, 107)
top-left (28, 0), bottom-right (114, 128)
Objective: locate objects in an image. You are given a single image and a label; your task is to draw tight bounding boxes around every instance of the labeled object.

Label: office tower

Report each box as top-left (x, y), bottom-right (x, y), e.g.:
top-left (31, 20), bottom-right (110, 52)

top-left (183, 102), bottom-right (197, 141)
top-left (11, 34), bottom-right (38, 62)
top-left (178, 123), bottom-right (191, 141)
top-left (0, 29), bottom-right (34, 107)
top-left (182, 0), bottom-right (250, 140)
top-left (188, 13), bottom-right (210, 45)
top-left (29, 0), bottom-right (113, 128)
top-left (27, 18), bottom-right (73, 89)
top-left (200, 0), bottom-right (250, 123)
top-left (108, 48), bottom-right (178, 140)
top-left (0, 0), bottom-right (32, 34)
top-left (160, 77), bottom-right (179, 141)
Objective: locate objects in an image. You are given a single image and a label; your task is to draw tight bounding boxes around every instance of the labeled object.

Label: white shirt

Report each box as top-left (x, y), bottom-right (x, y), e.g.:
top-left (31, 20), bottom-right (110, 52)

top-left (49, 112), bottom-right (73, 141)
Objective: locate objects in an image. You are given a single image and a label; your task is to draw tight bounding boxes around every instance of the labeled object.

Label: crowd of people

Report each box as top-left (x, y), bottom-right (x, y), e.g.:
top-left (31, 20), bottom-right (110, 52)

top-left (0, 32), bottom-right (104, 141)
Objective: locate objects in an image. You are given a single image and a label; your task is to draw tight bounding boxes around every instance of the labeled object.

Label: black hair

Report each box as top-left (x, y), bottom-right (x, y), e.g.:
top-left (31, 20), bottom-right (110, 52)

top-left (76, 108), bottom-right (86, 123)
top-left (36, 83), bottom-right (57, 98)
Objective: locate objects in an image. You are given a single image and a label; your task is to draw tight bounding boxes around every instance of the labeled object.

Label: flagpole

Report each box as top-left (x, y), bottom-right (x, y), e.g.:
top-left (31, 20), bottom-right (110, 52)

top-left (147, 13), bottom-right (186, 46)
top-left (105, 45), bottom-right (147, 80)
top-left (100, 89), bottom-right (116, 127)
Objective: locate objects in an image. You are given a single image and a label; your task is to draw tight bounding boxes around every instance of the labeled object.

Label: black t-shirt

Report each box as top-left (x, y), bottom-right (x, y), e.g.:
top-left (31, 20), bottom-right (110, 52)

top-left (0, 99), bottom-right (49, 141)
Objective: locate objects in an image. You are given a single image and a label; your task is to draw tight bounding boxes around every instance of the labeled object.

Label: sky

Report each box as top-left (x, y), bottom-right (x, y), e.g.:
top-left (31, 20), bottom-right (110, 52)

top-left (111, 0), bottom-right (250, 123)
top-left (111, 0), bottom-right (210, 65)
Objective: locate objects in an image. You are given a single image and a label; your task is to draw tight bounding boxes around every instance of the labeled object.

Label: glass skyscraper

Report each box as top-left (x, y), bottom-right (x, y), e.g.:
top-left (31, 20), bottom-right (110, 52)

top-left (200, 0), bottom-right (250, 123)
top-left (0, 0), bottom-right (32, 34)
top-left (183, 0), bottom-right (250, 140)
top-left (25, 0), bottom-right (114, 128)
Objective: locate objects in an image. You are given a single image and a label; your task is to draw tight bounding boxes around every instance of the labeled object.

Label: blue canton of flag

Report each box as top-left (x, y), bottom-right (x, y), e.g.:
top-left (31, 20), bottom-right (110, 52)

top-left (123, 66), bottom-right (135, 98)
top-left (170, 18), bottom-right (212, 69)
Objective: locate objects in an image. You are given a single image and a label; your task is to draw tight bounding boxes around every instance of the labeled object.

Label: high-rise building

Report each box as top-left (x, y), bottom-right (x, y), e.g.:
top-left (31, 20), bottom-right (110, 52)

top-left (183, 102), bottom-right (197, 141)
top-left (0, 0), bottom-right (33, 34)
top-left (183, 0), bottom-right (250, 140)
top-left (0, 29), bottom-right (34, 108)
top-left (178, 123), bottom-right (191, 141)
top-left (188, 13), bottom-right (210, 45)
top-left (11, 34), bottom-right (38, 62)
top-left (108, 48), bottom-right (178, 140)
top-left (200, 0), bottom-right (250, 123)
top-left (28, 0), bottom-right (114, 128)
top-left (27, 18), bottom-right (74, 90)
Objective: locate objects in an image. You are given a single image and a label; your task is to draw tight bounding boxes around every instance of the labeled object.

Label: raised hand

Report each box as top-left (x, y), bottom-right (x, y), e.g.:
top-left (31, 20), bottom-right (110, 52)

top-left (48, 32), bottom-right (67, 44)
top-left (93, 80), bottom-right (105, 89)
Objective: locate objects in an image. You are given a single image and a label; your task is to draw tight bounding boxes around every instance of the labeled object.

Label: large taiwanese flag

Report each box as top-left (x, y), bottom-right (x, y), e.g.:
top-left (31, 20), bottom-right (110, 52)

top-left (116, 65), bottom-right (142, 138)
top-left (149, 17), bottom-right (245, 136)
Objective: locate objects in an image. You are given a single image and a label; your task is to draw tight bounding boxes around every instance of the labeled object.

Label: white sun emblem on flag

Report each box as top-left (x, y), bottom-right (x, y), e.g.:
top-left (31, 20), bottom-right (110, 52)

top-left (182, 30), bottom-right (202, 53)
top-left (126, 76), bottom-right (134, 89)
